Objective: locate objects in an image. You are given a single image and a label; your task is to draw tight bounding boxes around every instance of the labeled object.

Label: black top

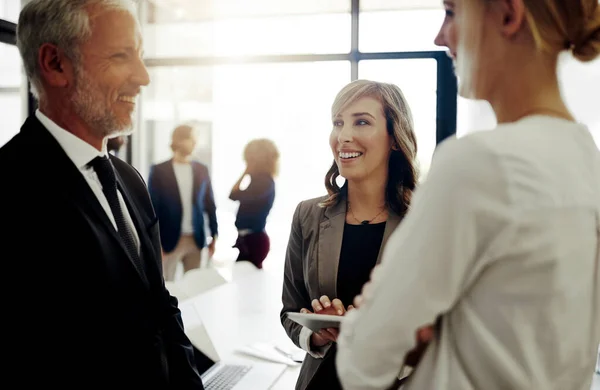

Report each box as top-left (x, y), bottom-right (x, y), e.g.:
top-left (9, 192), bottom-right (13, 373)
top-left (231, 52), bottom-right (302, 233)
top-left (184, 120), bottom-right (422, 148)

top-left (306, 221), bottom-right (386, 390)
top-left (337, 222), bottom-right (386, 308)
top-left (229, 173), bottom-right (275, 232)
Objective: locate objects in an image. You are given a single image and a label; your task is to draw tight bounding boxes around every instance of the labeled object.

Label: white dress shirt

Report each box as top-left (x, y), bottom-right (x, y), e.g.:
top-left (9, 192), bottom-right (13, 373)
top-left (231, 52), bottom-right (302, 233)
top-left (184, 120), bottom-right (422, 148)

top-left (36, 109), bottom-right (140, 252)
top-left (336, 115), bottom-right (600, 390)
top-left (173, 162), bottom-right (194, 235)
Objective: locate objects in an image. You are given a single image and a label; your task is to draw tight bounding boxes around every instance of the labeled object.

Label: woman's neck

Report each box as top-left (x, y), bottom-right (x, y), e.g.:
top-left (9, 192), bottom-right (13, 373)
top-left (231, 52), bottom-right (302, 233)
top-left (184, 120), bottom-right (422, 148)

top-left (346, 181), bottom-right (386, 212)
top-left (487, 52), bottom-right (574, 124)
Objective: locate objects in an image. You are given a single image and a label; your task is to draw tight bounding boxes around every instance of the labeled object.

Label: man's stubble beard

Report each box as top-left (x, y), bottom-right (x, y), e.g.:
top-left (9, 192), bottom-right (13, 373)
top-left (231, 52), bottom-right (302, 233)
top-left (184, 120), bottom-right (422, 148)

top-left (71, 68), bottom-right (135, 139)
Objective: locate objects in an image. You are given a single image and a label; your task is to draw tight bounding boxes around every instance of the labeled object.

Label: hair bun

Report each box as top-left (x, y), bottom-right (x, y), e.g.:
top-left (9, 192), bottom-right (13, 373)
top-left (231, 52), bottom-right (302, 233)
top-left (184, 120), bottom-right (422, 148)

top-left (572, 6), bottom-right (600, 62)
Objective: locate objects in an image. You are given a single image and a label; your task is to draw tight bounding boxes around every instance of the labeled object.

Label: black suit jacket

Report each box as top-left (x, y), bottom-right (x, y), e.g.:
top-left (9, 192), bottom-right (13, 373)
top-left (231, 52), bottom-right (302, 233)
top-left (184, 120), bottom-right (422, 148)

top-left (148, 160), bottom-right (218, 253)
top-left (0, 116), bottom-right (204, 389)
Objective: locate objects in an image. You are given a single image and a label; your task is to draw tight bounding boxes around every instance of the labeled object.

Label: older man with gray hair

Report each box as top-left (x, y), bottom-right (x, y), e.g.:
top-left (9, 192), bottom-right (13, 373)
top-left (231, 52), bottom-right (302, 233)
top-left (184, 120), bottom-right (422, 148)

top-left (0, 0), bottom-right (204, 388)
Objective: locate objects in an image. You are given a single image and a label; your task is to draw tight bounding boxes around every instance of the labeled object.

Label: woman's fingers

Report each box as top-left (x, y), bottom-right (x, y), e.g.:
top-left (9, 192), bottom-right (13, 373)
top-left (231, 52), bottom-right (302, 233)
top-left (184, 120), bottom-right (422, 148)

top-left (317, 328), bottom-right (337, 342)
top-left (319, 295), bottom-right (332, 310)
top-left (311, 299), bottom-right (323, 312)
top-left (312, 296), bottom-right (351, 315)
top-left (331, 298), bottom-right (345, 315)
top-left (326, 327), bottom-right (339, 339)
top-left (416, 325), bottom-right (434, 344)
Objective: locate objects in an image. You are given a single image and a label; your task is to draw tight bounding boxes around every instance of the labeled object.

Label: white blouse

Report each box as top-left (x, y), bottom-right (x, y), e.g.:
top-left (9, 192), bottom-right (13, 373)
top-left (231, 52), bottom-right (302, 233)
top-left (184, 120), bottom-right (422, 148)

top-left (336, 116), bottom-right (600, 390)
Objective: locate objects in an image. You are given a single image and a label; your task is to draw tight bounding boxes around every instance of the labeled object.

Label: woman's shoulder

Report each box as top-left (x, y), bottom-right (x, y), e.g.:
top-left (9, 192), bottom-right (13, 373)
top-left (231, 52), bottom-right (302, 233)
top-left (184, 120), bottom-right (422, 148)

top-left (295, 195), bottom-right (329, 211)
top-left (293, 195), bottom-right (330, 222)
top-left (429, 133), bottom-right (505, 190)
top-left (250, 172), bottom-right (275, 185)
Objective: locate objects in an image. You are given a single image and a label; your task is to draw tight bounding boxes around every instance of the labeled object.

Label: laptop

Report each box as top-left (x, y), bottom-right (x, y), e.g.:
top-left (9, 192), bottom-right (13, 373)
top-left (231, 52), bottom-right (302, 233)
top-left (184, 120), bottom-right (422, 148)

top-left (180, 302), bottom-right (288, 390)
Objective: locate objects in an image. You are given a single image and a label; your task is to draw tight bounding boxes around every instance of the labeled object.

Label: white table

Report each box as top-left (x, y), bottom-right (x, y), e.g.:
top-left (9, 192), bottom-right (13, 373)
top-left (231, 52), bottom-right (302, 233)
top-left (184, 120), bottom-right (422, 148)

top-left (181, 262), bottom-right (301, 389)
top-left (180, 261), bottom-right (600, 390)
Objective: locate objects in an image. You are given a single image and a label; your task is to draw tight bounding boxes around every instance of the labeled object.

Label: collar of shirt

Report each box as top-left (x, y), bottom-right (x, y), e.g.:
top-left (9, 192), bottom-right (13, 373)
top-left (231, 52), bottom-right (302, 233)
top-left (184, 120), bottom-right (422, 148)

top-left (35, 109), bottom-right (107, 169)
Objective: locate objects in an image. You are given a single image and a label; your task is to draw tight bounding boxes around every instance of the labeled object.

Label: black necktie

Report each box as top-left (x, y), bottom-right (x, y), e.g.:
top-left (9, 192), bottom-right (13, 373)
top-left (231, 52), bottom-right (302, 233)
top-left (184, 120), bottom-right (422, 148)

top-left (89, 156), bottom-right (148, 284)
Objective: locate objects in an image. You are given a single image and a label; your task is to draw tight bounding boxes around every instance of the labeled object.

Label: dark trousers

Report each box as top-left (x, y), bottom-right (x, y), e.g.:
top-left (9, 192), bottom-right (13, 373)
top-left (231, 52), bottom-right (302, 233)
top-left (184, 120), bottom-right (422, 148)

top-left (234, 231), bottom-right (270, 269)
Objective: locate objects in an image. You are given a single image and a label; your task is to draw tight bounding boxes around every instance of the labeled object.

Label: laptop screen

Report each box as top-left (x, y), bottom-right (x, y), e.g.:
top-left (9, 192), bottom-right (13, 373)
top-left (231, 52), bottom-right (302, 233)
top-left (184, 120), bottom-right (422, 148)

top-left (180, 302), bottom-right (221, 375)
top-left (192, 344), bottom-right (217, 376)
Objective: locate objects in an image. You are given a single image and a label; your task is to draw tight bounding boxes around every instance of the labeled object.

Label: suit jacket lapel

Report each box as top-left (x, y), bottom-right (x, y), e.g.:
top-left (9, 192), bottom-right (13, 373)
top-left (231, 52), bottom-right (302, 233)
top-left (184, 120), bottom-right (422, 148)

top-left (191, 161), bottom-right (201, 201)
top-left (23, 116), bottom-right (150, 289)
top-left (167, 159), bottom-right (182, 202)
top-left (317, 198), bottom-right (347, 299)
top-left (23, 117), bottom-right (124, 250)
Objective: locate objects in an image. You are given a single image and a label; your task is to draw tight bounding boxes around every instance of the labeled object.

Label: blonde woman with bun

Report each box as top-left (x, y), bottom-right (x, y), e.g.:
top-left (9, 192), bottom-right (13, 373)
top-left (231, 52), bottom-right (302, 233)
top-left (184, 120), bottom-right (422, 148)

top-left (336, 1), bottom-right (600, 389)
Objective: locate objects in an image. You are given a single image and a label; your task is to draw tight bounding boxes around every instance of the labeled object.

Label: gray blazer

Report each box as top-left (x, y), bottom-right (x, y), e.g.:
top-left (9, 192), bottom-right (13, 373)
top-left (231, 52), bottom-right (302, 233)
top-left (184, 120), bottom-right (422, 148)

top-left (280, 194), bottom-right (401, 389)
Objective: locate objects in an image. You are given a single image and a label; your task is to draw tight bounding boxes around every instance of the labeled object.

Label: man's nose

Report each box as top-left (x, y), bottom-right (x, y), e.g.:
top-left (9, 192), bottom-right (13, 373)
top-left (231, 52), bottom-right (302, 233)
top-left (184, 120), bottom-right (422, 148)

top-left (132, 56), bottom-right (150, 86)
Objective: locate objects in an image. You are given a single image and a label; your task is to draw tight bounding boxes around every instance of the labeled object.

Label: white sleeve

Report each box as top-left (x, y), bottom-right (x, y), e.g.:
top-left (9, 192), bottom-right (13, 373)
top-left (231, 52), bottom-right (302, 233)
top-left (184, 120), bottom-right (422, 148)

top-left (336, 136), bottom-right (511, 390)
top-left (299, 326), bottom-right (332, 358)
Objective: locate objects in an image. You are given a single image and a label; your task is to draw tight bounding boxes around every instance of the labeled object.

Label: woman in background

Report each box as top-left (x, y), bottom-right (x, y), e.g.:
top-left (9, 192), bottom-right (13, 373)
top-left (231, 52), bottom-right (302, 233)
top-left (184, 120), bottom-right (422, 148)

top-left (230, 138), bottom-right (279, 269)
top-left (280, 79), bottom-right (419, 389)
top-left (336, 1), bottom-right (600, 389)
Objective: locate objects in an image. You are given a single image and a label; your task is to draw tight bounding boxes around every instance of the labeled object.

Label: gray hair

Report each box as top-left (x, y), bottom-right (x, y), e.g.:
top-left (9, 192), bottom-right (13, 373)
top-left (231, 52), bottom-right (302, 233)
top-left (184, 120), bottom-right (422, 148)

top-left (16, 0), bottom-right (137, 101)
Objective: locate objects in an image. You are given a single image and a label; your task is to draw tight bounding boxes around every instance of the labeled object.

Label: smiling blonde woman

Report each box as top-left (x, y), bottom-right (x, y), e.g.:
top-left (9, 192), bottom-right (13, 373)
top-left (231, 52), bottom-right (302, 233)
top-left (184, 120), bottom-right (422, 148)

top-left (336, 1), bottom-right (600, 389)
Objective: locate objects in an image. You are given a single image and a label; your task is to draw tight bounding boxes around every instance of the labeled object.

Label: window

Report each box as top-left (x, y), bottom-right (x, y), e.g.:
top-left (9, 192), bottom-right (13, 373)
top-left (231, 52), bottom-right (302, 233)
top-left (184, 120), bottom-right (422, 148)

top-left (140, 61), bottom-right (350, 263)
top-left (359, 0), bottom-right (444, 53)
top-left (0, 0), bottom-right (20, 23)
top-left (143, 0), bottom-right (351, 57)
top-left (147, 0), bottom-right (350, 21)
top-left (0, 42), bottom-right (24, 147)
top-left (136, 0), bottom-right (457, 270)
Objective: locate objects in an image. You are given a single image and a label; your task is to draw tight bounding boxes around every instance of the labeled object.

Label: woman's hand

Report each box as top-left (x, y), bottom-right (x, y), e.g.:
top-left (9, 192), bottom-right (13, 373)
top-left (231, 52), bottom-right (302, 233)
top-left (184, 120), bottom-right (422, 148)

top-left (301, 295), bottom-right (353, 348)
top-left (404, 325), bottom-right (434, 367)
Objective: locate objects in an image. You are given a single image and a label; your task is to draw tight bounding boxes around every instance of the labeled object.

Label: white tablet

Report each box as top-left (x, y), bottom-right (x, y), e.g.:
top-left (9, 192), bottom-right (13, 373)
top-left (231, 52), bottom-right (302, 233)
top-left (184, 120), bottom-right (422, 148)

top-left (286, 312), bottom-right (345, 333)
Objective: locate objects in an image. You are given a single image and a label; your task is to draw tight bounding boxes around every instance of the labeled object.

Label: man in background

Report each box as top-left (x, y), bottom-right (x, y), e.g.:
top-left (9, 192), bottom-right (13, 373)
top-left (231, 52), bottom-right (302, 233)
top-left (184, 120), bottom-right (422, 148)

top-left (0, 0), bottom-right (203, 387)
top-left (148, 124), bottom-right (218, 281)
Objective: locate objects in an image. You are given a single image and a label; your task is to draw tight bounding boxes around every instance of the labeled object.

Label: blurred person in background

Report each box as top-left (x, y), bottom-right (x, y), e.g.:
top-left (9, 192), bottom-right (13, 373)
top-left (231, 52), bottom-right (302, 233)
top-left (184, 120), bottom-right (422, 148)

top-left (280, 79), bottom-right (419, 390)
top-left (229, 138), bottom-right (279, 269)
top-left (336, 1), bottom-right (600, 389)
top-left (148, 124), bottom-right (218, 281)
top-left (107, 134), bottom-right (127, 155)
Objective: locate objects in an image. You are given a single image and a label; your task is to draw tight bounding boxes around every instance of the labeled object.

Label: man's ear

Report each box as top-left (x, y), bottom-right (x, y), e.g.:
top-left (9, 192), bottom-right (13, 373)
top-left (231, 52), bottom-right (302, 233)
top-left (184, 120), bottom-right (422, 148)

top-left (495, 0), bottom-right (527, 39)
top-left (38, 43), bottom-right (75, 89)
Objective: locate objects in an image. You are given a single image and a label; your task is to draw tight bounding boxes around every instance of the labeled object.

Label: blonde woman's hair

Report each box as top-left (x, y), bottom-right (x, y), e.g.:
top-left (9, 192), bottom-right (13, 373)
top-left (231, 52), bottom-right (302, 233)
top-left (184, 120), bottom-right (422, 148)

top-left (520, 0), bottom-right (600, 62)
top-left (244, 138), bottom-right (280, 177)
top-left (320, 79), bottom-right (419, 218)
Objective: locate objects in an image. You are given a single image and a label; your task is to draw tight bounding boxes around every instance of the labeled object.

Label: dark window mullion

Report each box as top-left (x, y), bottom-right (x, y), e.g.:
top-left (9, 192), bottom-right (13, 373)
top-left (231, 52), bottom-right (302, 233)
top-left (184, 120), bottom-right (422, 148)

top-left (436, 54), bottom-right (458, 144)
top-left (351, 0), bottom-right (359, 80)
